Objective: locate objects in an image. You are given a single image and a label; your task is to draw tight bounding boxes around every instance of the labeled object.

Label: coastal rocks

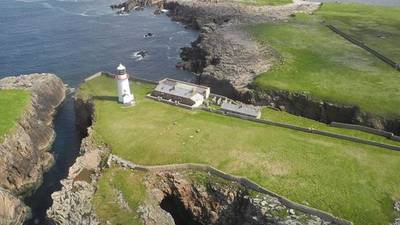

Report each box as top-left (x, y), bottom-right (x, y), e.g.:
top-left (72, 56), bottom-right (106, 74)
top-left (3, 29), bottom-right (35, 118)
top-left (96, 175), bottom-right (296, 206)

top-left (47, 129), bottom-right (106, 225)
top-left (0, 74), bottom-right (65, 194)
top-left (166, 0), bottom-right (318, 93)
top-left (164, 0), bottom-right (321, 29)
top-left (0, 74), bottom-right (65, 225)
top-left (0, 190), bottom-right (28, 225)
top-left (143, 171), bottom-right (336, 225)
top-left (0, 74), bottom-right (65, 193)
top-left (180, 23), bottom-right (274, 94)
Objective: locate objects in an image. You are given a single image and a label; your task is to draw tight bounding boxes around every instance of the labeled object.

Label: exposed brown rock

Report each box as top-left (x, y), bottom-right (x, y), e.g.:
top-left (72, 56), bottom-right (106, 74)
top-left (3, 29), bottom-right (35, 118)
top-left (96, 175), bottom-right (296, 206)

top-left (0, 73), bottom-right (65, 224)
top-left (142, 171), bottom-right (336, 225)
top-left (0, 190), bottom-right (28, 225)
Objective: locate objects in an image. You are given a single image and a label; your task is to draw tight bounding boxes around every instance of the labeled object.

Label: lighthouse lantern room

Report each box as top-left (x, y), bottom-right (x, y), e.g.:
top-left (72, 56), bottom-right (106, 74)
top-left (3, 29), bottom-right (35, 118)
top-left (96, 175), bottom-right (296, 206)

top-left (115, 64), bottom-right (135, 105)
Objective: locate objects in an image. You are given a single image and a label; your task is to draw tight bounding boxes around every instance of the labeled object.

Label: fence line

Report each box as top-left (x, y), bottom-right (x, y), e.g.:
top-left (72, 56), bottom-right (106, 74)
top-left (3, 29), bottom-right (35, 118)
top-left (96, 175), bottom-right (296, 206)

top-left (327, 25), bottom-right (400, 71)
top-left (108, 154), bottom-right (353, 225)
top-left (331, 122), bottom-right (400, 142)
top-left (201, 108), bottom-right (400, 151)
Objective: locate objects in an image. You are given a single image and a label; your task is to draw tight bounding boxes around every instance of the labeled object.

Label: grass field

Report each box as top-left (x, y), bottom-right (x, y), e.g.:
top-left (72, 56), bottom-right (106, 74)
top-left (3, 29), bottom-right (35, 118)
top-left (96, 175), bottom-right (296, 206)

top-left (248, 4), bottom-right (400, 118)
top-left (317, 3), bottom-right (400, 62)
top-left (81, 75), bottom-right (400, 225)
top-left (93, 167), bottom-right (146, 225)
top-left (0, 89), bottom-right (30, 143)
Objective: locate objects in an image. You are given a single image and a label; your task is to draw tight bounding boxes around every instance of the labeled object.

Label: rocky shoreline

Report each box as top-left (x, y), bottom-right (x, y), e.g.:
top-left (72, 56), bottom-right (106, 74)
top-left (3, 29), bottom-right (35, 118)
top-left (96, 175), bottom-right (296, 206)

top-left (46, 95), bottom-right (101, 225)
top-left (163, 0), bottom-right (400, 135)
top-left (0, 74), bottom-right (65, 225)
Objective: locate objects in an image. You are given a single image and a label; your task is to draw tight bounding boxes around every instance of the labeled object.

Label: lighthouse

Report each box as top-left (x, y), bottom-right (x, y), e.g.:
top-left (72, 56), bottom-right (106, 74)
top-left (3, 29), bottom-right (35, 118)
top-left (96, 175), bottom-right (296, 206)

top-left (115, 64), bottom-right (135, 105)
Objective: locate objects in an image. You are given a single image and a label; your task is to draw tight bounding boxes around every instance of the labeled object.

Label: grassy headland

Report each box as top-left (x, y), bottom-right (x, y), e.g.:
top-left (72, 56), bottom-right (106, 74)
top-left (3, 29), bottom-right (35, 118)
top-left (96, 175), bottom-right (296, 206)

top-left (248, 4), bottom-right (400, 118)
top-left (81, 75), bottom-right (400, 224)
top-left (0, 89), bottom-right (30, 143)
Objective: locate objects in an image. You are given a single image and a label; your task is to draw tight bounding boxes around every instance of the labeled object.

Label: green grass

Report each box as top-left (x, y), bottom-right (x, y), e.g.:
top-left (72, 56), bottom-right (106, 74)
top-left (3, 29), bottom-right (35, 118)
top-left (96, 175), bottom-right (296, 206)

top-left (261, 107), bottom-right (400, 147)
top-left (0, 89), bottom-right (30, 143)
top-left (248, 4), bottom-right (400, 118)
top-left (81, 75), bottom-right (400, 225)
top-left (317, 3), bottom-right (400, 62)
top-left (236, 0), bottom-right (292, 6)
top-left (92, 167), bottom-right (146, 225)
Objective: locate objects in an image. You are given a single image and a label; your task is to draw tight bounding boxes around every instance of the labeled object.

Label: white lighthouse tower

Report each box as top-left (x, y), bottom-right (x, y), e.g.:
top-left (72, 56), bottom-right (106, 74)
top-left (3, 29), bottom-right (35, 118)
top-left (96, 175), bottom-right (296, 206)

top-left (115, 64), bottom-right (135, 105)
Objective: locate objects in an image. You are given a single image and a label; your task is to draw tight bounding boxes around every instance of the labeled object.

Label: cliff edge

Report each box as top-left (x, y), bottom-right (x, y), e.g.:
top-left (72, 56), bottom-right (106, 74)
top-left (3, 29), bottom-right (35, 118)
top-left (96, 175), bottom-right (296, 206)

top-left (0, 74), bottom-right (65, 224)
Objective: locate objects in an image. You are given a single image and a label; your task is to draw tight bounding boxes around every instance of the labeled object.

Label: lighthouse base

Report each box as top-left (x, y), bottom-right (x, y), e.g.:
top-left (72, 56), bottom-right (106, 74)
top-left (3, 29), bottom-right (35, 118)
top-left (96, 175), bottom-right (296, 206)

top-left (119, 94), bottom-right (135, 105)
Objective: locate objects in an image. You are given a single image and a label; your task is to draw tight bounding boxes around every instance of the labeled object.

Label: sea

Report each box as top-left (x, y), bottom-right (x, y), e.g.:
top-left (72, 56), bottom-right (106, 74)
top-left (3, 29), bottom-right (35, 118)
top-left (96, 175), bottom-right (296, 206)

top-left (0, 0), bottom-right (398, 224)
top-left (0, 0), bottom-right (198, 224)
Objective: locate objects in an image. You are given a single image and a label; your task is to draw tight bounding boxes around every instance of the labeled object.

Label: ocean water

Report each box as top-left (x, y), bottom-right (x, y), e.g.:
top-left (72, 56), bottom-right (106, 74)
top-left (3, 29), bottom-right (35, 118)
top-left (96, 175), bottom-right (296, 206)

top-left (1, 0), bottom-right (397, 224)
top-left (0, 0), bottom-right (198, 86)
top-left (0, 0), bottom-right (198, 224)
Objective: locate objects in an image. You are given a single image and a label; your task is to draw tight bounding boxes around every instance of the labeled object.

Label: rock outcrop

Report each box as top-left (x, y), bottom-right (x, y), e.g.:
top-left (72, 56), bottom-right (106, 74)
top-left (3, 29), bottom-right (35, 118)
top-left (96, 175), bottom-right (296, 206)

top-left (0, 74), bottom-right (65, 224)
top-left (142, 171), bottom-right (336, 225)
top-left (0, 190), bottom-right (28, 225)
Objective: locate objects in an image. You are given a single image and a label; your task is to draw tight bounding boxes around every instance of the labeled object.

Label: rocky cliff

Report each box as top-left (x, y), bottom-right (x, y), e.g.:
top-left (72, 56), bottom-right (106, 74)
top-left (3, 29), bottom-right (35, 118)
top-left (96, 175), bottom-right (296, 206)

top-left (0, 190), bottom-right (28, 225)
top-left (0, 74), bottom-right (65, 225)
top-left (47, 129), bottom-right (105, 225)
top-left (140, 171), bottom-right (338, 225)
top-left (47, 94), bottom-right (102, 225)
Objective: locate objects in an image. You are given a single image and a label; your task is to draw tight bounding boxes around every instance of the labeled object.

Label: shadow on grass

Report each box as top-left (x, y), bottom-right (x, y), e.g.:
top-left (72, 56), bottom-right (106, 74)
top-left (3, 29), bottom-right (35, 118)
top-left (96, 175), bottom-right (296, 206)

top-left (93, 96), bottom-right (118, 102)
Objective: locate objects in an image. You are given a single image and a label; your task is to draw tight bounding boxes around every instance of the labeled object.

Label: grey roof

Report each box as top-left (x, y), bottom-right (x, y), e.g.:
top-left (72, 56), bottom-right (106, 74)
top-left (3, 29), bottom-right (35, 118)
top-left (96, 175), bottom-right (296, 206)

top-left (154, 78), bottom-right (208, 99)
top-left (221, 102), bottom-right (261, 117)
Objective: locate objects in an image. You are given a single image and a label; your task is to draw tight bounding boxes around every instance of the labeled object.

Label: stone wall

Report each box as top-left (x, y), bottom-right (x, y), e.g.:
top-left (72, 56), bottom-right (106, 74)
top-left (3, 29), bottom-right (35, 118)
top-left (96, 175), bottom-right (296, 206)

top-left (331, 122), bottom-right (400, 141)
top-left (200, 108), bottom-right (400, 151)
top-left (109, 155), bottom-right (353, 225)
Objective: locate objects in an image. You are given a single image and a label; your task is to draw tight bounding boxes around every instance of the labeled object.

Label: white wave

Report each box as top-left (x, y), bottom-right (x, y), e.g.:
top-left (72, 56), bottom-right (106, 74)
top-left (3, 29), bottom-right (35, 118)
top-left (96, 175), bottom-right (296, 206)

top-left (130, 50), bottom-right (148, 62)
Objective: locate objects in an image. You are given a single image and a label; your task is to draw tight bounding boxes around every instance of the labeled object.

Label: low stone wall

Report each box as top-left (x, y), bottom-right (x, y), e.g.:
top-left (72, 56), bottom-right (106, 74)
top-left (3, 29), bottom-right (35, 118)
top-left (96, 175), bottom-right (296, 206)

top-left (201, 108), bottom-right (400, 151)
top-left (391, 135), bottom-right (400, 142)
top-left (108, 154), bottom-right (353, 225)
top-left (327, 25), bottom-right (400, 71)
top-left (331, 122), bottom-right (400, 141)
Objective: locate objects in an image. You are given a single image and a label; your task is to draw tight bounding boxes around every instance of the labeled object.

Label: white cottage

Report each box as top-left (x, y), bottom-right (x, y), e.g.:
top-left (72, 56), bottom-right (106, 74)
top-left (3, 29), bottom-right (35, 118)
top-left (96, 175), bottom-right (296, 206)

top-left (151, 78), bottom-right (210, 108)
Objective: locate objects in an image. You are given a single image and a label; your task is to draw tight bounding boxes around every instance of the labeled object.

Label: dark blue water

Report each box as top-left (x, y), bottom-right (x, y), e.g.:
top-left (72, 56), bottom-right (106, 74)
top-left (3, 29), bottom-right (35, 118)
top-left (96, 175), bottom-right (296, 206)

top-left (0, 0), bottom-right (198, 224)
top-left (0, 0), bottom-right (198, 86)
